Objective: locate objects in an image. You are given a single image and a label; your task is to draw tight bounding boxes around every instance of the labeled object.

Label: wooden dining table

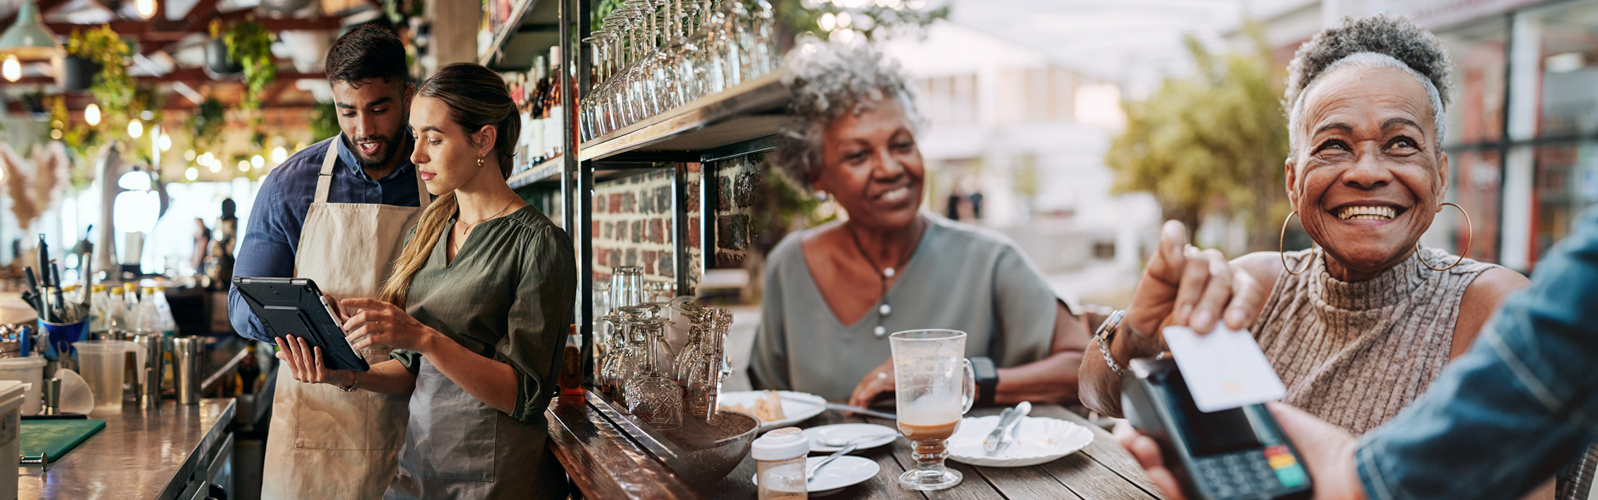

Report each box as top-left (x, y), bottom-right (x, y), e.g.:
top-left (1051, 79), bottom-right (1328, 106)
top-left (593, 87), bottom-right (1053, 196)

top-left (546, 393), bottom-right (1167, 499)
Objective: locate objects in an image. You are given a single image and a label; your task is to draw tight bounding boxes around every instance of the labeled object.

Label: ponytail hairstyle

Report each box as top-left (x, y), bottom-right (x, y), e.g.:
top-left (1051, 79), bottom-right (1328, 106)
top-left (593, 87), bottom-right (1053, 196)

top-left (379, 62), bottom-right (521, 308)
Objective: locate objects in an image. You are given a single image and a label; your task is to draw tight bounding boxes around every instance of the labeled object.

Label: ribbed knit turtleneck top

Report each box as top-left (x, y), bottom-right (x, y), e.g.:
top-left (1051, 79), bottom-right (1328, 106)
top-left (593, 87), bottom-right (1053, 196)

top-left (1251, 246), bottom-right (1498, 435)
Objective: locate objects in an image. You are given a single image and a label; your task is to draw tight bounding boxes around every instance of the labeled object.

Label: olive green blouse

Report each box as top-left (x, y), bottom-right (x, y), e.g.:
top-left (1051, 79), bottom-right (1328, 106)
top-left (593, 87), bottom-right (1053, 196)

top-left (390, 205), bottom-right (577, 423)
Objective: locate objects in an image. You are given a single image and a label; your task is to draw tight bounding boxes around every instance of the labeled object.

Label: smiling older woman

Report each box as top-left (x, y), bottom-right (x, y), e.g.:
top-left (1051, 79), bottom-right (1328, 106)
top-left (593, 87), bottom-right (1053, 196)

top-left (748, 40), bottom-right (1090, 409)
top-left (1079, 14), bottom-right (1531, 437)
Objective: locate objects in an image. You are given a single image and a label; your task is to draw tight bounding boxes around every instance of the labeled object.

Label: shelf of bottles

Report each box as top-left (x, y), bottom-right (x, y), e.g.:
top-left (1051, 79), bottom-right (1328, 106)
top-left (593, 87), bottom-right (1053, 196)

top-left (480, 0), bottom-right (542, 65)
top-left (504, 46), bottom-right (567, 187)
top-left (579, 0), bottom-right (780, 148)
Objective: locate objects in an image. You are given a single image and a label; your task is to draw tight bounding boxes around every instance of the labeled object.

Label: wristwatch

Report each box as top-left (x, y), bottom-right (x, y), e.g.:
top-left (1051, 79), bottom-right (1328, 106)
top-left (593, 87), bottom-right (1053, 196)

top-left (971, 357), bottom-right (998, 407)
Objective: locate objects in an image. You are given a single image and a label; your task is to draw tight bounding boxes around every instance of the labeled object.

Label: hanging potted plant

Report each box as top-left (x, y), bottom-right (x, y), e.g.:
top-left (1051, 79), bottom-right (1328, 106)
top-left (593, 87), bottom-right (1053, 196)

top-left (187, 97), bottom-right (226, 151)
top-left (220, 19), bottom-right (277, 111)
top-left (64, 26), bottom-right (132, 98)
top-left (206, 20), bottom-right (243, 77)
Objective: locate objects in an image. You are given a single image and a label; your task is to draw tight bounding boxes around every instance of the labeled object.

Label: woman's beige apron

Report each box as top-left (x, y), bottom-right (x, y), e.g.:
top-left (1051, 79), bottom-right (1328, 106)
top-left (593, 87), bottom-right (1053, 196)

top-left (261, 144), bottom-right (430, 500)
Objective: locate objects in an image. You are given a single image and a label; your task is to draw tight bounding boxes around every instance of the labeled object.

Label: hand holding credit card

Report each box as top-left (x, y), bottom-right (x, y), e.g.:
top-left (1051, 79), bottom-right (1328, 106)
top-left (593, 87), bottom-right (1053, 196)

top-left (1162, 325), bottom-right (1286, 413)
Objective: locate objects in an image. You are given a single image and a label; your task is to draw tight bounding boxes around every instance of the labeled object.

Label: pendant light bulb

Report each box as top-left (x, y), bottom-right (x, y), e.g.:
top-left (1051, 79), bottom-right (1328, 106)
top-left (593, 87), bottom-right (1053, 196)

top-left (2, 55), bottom-right (19, 82)
top-left (135, 0), bottom-right (157, 19)
top-left (84, 103), bottom-right (101, 126)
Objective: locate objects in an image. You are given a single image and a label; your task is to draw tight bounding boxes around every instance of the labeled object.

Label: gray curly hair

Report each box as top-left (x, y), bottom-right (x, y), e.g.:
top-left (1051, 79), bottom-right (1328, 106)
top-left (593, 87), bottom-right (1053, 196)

top-left (1285, 14), bottom-right (1453, 154)
top-left (772, 39), bottom-right (922, 187)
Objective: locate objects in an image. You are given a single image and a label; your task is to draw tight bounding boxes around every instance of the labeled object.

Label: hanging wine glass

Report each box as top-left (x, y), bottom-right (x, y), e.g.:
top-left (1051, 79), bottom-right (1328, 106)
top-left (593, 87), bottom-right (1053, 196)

top-left (625, 312), bottom-right (683, 430)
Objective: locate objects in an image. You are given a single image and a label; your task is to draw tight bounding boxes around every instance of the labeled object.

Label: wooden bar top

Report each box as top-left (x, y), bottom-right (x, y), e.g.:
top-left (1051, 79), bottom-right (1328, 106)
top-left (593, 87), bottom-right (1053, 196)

top-left (545, 393), bottom-right (1166, 499)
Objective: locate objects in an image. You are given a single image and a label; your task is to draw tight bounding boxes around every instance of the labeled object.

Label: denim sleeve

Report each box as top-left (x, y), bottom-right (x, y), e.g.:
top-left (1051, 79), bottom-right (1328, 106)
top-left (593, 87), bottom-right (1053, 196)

top-left (1356, 207), bottom-right (1598, 500)
top-left (228, 174), bottom-right (298, 343)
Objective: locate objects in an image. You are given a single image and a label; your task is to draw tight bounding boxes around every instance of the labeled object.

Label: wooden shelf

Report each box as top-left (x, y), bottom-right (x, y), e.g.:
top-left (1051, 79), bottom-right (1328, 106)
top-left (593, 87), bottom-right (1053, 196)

top-left (478, 0), bottom-right (554, 68)
top-left (508, 155), bottom-right (564, 189)
top-left (578, 70), bottom-right (789, 162)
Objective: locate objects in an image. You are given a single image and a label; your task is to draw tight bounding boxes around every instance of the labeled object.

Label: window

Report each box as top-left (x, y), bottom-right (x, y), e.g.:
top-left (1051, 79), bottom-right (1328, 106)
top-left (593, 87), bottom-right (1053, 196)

top-left (1437, 18), bottom-right (1508, 146)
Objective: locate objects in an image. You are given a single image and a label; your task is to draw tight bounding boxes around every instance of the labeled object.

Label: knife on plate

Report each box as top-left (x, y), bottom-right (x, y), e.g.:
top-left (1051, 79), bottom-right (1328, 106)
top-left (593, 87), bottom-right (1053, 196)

top-left (984, 401), bottom-right (1031, 455)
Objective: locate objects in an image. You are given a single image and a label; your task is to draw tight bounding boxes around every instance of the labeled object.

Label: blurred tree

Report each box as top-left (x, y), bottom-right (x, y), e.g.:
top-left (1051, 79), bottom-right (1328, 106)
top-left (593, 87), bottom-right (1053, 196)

top-left (1105, 21), bottom-right (1289, 251)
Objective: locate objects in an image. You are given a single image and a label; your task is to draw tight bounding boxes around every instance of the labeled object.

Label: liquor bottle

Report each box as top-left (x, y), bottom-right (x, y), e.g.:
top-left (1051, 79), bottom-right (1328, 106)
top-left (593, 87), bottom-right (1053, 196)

top-left (546, 46), bottom-right (564, 159)
top-left (558, 324), bottom-right (584, 402)
top-left (531, 55), bottom-right (549, 165)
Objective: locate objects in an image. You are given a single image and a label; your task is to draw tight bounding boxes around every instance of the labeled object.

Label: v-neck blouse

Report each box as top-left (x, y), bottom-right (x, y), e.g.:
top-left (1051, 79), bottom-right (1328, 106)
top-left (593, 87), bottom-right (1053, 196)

top-left (389, 205), bottom-right (578, 423)
top-left (748, 216), bottom-right (1062, 402)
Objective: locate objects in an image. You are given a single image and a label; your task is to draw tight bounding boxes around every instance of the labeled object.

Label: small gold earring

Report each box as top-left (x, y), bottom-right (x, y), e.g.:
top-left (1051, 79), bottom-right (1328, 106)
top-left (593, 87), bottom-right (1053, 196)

top-left (1279, 210), bottom-right (1317, 276)
top-left (477, 156), bottom-right (484, 168)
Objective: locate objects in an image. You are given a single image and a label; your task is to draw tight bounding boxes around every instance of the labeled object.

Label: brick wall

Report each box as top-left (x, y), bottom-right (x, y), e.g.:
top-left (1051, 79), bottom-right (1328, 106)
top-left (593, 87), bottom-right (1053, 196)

top-left (712, 155), bottom-right (761, 267)
top-left (590, 166), bottom-right (702, 293)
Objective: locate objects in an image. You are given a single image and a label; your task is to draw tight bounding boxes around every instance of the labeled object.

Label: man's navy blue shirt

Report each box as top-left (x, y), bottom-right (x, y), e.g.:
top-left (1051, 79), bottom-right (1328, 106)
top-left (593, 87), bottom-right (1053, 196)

top-left (227, 133), bottom-right (420, 342)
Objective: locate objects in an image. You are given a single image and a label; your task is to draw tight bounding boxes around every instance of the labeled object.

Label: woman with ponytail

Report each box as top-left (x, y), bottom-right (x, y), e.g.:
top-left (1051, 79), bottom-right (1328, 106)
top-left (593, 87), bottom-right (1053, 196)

top-left (274, 62), bottom-right (576, 500)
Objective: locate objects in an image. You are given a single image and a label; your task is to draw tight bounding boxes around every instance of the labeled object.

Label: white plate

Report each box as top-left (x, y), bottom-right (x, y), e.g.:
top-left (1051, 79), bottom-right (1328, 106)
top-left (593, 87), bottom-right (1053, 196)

top-left (946, 416), bottom-right (1094, 467)
top-left (752, 455), bottom-right (880, 496)
top-left (718, 391), bottom-right (826, 430)
top-left (802, 423), bottom-right (899, 452)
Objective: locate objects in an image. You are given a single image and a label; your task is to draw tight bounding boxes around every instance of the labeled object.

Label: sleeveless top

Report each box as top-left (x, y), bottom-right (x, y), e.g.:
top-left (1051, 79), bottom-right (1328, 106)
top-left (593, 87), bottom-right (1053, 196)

top-left (1251, 246), bottom-right (1498, 436)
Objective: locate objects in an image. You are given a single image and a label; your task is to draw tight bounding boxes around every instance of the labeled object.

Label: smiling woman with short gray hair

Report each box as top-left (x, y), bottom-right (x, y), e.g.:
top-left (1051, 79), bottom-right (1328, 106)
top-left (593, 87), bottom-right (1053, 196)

top-left (749, 39), bottom-right (1091, 409)
top-left (1080, 14), bottom-right (1530, 440)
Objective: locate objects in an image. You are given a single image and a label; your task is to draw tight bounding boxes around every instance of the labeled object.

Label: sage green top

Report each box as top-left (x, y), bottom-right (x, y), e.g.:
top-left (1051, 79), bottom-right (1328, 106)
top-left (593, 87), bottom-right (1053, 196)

top-left (390, 205), bottom-right (577, 423)
top-left (749, 216), bottom-right (1063, 402)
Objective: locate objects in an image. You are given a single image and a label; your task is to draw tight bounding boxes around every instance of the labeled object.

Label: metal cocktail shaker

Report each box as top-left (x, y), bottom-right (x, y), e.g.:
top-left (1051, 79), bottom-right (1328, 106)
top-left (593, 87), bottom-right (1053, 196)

top-left (130, 334), bottom-right (163, 409)
top-left (172, 336), bottom-right (203, 405)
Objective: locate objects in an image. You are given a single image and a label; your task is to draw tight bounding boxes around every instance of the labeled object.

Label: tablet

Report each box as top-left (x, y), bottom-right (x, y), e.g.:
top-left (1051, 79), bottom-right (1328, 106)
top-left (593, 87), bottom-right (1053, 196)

top-left (233, 277), bottom-right (370, 372)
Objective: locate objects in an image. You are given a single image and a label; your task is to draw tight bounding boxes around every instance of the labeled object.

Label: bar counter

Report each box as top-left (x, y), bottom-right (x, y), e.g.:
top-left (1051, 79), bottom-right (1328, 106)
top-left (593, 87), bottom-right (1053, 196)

top-left (20, 399), bottom-right (237, 500)
top-left (545, 392), bottom-right (1165, 499)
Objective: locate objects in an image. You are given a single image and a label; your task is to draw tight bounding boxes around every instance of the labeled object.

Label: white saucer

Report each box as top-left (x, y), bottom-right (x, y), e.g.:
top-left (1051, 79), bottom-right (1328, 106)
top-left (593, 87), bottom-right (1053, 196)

top-left (752, 455), bottom-right (880, 496)
top-left (802, 423), bottom-right (899, 452)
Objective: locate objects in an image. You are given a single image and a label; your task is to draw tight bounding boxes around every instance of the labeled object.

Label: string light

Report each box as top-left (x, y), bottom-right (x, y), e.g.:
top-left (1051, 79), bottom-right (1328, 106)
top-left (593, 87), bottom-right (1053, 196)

top-left (128, 119), bottom-right (143, 139)
top-left (271, 146), bottom-right (287, 163)
top-left (184, 150), bottom-right (195, 161)
top-left (158, 134), bottom-right (171, 151)
top-left (85, 104), bottom-right (101, 126)
top-left (238, 160), bottom-right (249, 172)
top-left (185, 167), bottom-right (197, 181)
top-left (250, 155), bottom-right (264, 169)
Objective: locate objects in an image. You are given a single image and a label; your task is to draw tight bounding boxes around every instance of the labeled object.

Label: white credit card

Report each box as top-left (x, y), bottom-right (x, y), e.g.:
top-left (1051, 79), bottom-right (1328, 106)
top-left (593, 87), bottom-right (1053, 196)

top-left (1162, 325), bottom-right (1286, 413)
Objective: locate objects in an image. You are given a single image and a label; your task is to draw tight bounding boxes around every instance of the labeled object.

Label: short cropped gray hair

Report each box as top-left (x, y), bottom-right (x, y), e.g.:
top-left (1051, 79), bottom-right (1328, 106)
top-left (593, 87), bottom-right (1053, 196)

top-left (772, 39), bottom-right (921, 187)
top-left (1284, 14), bottom-right (1453, 153)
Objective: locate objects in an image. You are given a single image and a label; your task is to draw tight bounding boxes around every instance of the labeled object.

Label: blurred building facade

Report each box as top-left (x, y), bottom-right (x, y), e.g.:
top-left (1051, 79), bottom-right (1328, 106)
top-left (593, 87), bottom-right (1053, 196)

top-left (883, 23), bottom-right (1161, 304)
top-left (1234, 0), bottom-right (1598, 274)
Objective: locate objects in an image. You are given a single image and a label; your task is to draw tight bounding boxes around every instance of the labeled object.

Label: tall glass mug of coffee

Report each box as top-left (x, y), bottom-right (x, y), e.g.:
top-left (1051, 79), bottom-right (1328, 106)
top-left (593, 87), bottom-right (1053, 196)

top-left (889, 329), bottom-right (976, 491)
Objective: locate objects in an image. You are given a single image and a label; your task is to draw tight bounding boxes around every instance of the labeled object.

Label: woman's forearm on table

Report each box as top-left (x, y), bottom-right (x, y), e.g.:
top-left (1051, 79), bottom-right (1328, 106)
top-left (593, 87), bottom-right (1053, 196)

top-left (419, 334), bottom-right (520, 415)
top-left (994, 350), bottom-right (1084, 404)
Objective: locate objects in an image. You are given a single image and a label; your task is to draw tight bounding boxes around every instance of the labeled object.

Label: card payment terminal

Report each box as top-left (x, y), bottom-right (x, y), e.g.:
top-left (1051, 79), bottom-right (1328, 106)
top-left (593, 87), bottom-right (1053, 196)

top-left (1121, 357), bottom-right (1312, 500)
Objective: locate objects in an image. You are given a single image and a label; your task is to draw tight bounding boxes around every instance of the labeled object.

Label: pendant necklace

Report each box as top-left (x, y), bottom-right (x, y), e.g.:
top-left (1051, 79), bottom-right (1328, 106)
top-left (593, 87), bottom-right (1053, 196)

top-left (845, 217), bottom-right (924, 339)
top-left (452, 199), bottom-right (518, 255)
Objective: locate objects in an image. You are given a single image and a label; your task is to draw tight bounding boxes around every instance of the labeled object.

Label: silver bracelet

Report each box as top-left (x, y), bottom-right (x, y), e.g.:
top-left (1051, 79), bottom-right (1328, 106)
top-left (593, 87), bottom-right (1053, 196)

top-left (1093, 310), bottom-right (1127, 376)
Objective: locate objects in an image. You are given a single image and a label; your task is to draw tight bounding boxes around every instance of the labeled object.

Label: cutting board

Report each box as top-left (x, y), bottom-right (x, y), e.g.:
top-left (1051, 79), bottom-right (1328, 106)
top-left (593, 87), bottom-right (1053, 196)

top-left (21, 419), bottom-right (105, 462)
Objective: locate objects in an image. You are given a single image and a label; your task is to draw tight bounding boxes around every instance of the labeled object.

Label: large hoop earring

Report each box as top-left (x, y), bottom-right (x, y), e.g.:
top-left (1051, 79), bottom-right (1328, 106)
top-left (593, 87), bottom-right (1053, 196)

top-left (1279, 210), bottom-right (1316, 276)
top-left (1417, 202), bottom-right (1472, 272)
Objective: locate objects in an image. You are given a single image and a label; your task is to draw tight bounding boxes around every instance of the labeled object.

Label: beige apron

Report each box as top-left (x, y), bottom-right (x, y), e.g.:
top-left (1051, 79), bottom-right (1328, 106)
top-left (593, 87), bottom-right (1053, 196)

top-left (261, 143), bottom-right (430, 500)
